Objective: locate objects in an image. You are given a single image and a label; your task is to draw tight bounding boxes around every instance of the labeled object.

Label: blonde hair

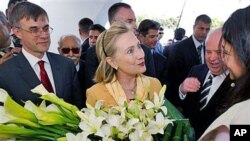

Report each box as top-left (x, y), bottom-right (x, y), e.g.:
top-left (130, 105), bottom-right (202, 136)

top-left (94, 22), bottom-right (131, 83)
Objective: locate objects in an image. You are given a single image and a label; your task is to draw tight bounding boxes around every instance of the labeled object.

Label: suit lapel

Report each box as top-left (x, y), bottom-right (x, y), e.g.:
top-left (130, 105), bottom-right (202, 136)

top-left (197, 65), bottom-right (209, 84)
top-left (47, 53), bottom-right (63, 96)
top-left (17, 52), bottom-right (41, 89)
top-left (188, 37), bottom-right (200, 64)
top-left (206, 75), bottom-right (233, 108)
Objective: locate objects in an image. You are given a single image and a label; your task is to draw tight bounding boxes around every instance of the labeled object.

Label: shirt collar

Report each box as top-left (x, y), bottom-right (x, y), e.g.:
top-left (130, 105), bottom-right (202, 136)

top-left (208, 70), bottom-right (229, 79)
top-left (22, 48), bottom-right (49, 67)
top-left (192, 35), bottom-right (203, 49)
top-left (76, 62), bottom-right (80, 71)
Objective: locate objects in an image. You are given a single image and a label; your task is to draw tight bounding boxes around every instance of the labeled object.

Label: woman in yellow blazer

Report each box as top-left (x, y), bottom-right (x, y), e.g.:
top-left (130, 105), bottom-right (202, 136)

top-left (86, 22), bottom-right (162, 107)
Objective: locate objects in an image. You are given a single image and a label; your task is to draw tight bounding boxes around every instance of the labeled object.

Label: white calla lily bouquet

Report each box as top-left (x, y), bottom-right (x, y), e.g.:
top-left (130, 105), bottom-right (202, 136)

top-left (0, 85), bottom-right (195, 141)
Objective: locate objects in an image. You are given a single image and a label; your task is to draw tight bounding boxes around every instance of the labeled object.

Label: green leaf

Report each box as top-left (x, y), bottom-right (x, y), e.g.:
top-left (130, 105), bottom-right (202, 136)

top-left (164, 99), bottom-right (184, 119)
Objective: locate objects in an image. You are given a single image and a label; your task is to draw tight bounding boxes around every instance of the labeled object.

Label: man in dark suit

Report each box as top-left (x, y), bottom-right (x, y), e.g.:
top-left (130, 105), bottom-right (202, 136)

top-left (84, 2), bottom-right (155, 89)
top-left (178, 28), bottom-right (233, 139)
top-left (57, 34), bottom-right (86, 107)
top-left (0, 2), bottom-right (84, 109)
top-left (165, 14), bottom-right (211, 110)
top-left (78, 18), bottom-right (93, 61)
top-left (163, 27), bottom-right (186, 59)
top-left (138, 19), bottom-right (167, 84)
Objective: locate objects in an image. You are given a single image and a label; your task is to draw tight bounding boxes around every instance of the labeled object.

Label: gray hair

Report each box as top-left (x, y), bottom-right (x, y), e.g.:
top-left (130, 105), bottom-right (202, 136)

top-left (9, 2), bottom-right (48, 27)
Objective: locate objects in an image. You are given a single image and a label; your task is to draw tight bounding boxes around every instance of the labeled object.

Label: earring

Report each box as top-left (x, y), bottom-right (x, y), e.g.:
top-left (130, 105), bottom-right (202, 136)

top-left (114, 66), bottom-right (118, 70)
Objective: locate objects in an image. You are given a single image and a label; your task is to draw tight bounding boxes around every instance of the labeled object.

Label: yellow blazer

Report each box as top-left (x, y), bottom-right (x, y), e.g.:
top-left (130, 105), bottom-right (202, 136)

top-left (86, 76), bottom-right (162, 107)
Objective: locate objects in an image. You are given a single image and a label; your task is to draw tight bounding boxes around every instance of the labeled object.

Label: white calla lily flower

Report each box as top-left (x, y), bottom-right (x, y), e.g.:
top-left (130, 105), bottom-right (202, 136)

top-left (66, 132), bottom-right (91, 141)
top-left (0, 89), bottom-right (8, 103)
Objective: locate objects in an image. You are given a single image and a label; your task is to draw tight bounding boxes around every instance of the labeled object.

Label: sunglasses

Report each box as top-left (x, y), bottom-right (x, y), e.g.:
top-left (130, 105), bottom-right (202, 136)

top-left (61, 48), bottom-right (80, 54)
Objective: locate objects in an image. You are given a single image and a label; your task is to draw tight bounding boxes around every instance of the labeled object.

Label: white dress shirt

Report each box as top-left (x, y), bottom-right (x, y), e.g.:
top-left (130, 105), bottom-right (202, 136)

top-left (22, 48), bottom-right (56, 92)
top-left (204, 71), bottom-right (228, 106)
top-left (192, 35), bottom-right (205, 64)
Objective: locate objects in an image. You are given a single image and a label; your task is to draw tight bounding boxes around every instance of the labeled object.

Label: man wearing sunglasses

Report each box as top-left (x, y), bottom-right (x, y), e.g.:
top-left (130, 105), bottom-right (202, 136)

top-left (58, 34), bottom-right (81, 66)
top-left (58, 34), bottom-right (86, 104)
top-left (0, 2), bottom-right (84, 109)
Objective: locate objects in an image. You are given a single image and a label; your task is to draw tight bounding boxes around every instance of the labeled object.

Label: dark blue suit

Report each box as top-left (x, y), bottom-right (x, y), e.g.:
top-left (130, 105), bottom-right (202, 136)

top-left (183, 64), bottom-right (233, 139)
top-left (0, 52), bottom-right (84, 109)
top-left (80, 38), bottom-right (90, 61)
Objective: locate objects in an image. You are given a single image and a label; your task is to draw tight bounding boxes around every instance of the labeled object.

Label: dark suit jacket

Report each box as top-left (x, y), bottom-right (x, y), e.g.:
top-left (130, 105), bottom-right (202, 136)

top-left (152, 50), bottom-right (167, 84)
top-left (0, 52), bottom-right (84, 109)
top-left (163, 40), bottom-right (182, 59)
top-left (77, 60), bottom-right (86, 107)
top-left (165, 36), bottom-right (204, 108)
top-left (80, 38), bottom-right (90, 61)
top-left (183, 64), bottom-right (233, 139)
top-left (83, 44), bottom-right (156, 89)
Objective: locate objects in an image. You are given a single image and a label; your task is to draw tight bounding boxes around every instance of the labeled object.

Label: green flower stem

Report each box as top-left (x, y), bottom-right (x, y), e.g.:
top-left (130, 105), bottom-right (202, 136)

top-left (182, 119), bottom-right (195, 141)
top-left (0, 125), bottom-right (59, 138)
top-left (172, 120), bottom-right (183, 141)
top-left (16, 135), bottom-right (57, 141)
top-left (61, 125), bottom-right (80, 133)
top-left (57, 105), bottom-right (79, 122)
top-left (56, 137), bottom-right (67, 141)
top-left (162, 124), bottom-right (173, 141)
top-left (183, 134), bottom-right (189, 141)
top-left (40, 125), bottom-right (68, 136)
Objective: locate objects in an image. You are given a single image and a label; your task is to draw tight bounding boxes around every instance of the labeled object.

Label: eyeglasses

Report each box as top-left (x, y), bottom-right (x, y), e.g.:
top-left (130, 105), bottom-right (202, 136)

top-left (17, 25), bottom-right (53, 37)
top-left (61, 48), bottom-right (80, 54)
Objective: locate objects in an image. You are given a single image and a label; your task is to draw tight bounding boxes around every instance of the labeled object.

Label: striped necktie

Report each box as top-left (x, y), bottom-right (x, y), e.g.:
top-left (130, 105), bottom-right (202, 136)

top-left (200, 74), bottom-right (213, 110)
top-left (197, 44), bottom-right (203, 64)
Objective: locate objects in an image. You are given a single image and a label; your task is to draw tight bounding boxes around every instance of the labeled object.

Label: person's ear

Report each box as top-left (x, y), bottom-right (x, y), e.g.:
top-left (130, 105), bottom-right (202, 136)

top-left (106, 57), bottom-right (118, 70)
top-left (138, 33), bottom-right (145, 42)
top-left (57, 47), bottom-right (61, 54)
top-left (12, 27), bottom-right (22, 39)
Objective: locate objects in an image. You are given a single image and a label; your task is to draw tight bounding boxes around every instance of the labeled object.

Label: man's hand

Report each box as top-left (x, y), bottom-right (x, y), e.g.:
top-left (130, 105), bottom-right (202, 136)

top-left (0, 47), bottom-right (21, 64)
top-left (180, 77), bottom-right (201, 94)
top-left (0, 52), bottom-right (13, 64)
top-left (11, 47), bottom-right (21, 55)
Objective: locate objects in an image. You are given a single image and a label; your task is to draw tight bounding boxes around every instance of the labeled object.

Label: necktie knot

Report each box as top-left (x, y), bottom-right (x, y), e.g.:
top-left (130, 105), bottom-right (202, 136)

top-left (38, 60), bottom-right (54, 93)
top-left (38, 60), bottom-right (45, 68)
